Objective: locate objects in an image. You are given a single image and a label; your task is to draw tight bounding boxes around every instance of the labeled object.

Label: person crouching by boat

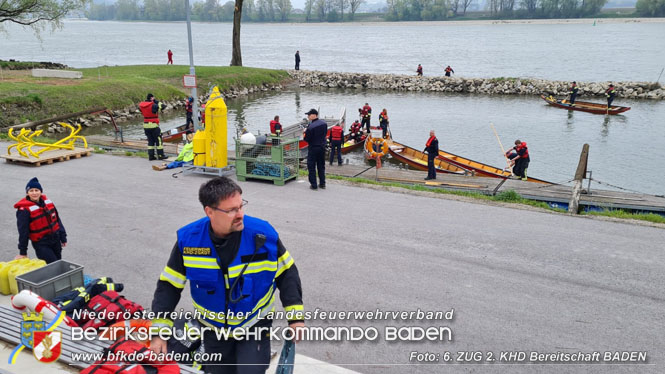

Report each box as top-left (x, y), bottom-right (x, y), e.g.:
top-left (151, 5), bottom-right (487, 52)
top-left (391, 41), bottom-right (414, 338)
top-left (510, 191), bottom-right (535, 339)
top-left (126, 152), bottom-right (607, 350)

top-left (379, 109), bottom-right (389, 139)
top-left (506, 140), bottom-right (530, 181)
top-left (350, 120), bottom-right (363, 142)
top-left (185, 97), bottom-right (194, 127)
top-left (568, 81), bottom-right (579, 106)
top-left (140, 93), bottom-right (168, 161)
top-left (605, 84), bottom-right (617, 107)
top-left (14, 178), bottom-right (67, 264)
top-left (423, 130), bottom-right (439, 180)
top-left (270, 115), bottom-right (282, 145)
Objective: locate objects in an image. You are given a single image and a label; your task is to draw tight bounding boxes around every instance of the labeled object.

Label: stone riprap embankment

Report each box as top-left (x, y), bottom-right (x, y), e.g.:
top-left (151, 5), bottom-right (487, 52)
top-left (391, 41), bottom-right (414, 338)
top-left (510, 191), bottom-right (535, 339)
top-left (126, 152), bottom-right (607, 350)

top-left (39, 83), bottom-right (284, 133)
top-left (290, 71), bottom-right (665, 100)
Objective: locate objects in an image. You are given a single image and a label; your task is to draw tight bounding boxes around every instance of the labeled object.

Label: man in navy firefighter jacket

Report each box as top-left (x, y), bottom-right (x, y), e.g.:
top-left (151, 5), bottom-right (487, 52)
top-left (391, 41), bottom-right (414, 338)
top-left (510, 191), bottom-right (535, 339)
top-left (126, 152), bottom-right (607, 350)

top-left (150, 177), bottom-right (304, 373)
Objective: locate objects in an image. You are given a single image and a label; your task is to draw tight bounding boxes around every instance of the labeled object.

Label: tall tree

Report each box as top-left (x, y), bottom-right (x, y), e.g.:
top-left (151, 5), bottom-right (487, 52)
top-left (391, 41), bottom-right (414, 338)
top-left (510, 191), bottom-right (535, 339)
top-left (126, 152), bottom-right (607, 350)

top-left (347, 0), bottom-right (364, 19)
top-left (461, 0), bottom-right (473, 13)
top-left (274, 0), bottom-right (292, 21)
top-left (304, 0), bottom-right (314, 20)
top-left (1, 0), bottom-right (89, 33)
top-left (231, 0), bottom-right (243, 66)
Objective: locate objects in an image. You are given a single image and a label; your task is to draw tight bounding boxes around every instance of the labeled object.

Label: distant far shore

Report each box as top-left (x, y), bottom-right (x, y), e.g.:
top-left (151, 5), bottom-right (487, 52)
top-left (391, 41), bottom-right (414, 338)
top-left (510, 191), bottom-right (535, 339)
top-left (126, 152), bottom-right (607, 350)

top-left (64, 16), bottom-right (665, 26)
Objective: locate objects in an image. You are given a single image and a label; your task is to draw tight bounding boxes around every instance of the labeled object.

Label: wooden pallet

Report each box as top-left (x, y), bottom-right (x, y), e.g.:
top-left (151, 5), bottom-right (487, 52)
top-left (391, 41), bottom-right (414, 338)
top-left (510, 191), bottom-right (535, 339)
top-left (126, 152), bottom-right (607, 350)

top-left (0, 305), bottom-right (202, 373)
top-left (2, 148), bottom-right (93, 167)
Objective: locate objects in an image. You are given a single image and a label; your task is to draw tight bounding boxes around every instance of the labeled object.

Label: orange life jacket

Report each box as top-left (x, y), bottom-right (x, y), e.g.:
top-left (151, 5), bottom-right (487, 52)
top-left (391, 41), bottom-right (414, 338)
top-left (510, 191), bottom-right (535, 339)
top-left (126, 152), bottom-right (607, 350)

top-left (139, 101), bottom-right (159, 124)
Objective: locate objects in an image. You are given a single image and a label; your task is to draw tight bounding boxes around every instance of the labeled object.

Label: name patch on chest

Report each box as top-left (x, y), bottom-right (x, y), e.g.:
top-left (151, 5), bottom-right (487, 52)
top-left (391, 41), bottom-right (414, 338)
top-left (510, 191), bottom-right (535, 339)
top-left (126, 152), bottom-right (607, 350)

top-left (183, 247), bottom-right (211, 255)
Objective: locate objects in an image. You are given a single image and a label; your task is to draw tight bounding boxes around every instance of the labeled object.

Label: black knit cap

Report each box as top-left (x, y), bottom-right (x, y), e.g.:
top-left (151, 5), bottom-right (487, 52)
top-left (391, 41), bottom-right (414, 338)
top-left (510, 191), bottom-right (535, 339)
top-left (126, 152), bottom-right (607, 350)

top-left (26, 177), bottom-right (42, 192)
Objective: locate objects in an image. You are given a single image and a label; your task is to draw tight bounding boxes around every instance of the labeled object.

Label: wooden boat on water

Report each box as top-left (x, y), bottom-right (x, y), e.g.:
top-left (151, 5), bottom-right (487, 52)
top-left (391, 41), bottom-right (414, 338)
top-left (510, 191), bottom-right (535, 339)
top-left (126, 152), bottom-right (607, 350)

top-left (436, 148), bottom-right (552, 184)
top-left (284, 108), bottom-right (346, 158)
top-left (342, 133), bottom-right (367, 154)
top-left (540, 95), bottom-right (631, 115)
top-left (161, 123), bottom-right (193, 143)
top-left (388, 141), bottom-right (469, 175)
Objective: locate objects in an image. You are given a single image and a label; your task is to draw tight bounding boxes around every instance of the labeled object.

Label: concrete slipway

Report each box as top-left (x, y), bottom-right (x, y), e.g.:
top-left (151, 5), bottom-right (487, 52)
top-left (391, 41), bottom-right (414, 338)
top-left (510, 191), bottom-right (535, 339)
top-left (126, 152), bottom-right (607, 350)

top-left (0, 142), bottom-right (664, 374)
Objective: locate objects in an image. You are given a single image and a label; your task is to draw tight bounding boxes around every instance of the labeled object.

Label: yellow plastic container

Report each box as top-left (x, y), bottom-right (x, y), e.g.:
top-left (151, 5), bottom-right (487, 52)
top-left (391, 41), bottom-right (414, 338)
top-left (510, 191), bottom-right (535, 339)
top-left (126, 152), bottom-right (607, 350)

top-left (0, 258), bottom-right (30, 295)
top-left (192, 130), bottom-right (206, 166)
top-left (204, 86), bottom-right (228, 168)
top-left (9, 259), bottom-right (46, 295)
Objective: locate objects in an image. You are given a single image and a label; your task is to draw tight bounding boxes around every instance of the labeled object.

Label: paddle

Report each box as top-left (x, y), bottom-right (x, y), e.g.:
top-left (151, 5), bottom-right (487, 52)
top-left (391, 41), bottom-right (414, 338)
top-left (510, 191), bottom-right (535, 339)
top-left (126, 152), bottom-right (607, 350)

top-left (490, 122), bottom-right (512, 173)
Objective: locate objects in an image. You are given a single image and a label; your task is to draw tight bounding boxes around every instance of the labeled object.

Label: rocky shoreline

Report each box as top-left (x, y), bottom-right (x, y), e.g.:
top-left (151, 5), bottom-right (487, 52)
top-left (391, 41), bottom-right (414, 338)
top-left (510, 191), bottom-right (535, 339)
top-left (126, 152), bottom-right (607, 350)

top-left (290, 70), bottom-right (665, 100)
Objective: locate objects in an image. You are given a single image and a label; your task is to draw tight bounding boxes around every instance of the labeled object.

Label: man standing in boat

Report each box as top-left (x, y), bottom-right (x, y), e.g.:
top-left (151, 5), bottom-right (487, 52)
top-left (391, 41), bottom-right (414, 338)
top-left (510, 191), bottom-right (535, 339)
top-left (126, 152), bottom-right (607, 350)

top-left (378, 108), bottom-right (389, 139)
top-left (568, 81), bottom-right (579, 106)
top-left (360, 103), bottom-right (372, 133)
top-left (606, 84), bottom-right (617, 107)
top-left (424, 130), bottom-right (439, 180)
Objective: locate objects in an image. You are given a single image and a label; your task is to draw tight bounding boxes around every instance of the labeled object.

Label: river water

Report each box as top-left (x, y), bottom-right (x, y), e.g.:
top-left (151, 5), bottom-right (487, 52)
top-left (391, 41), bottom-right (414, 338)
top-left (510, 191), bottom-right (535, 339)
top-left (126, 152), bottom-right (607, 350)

top-left (2, 19), bottom-right (665, 81)
top-left (84, 88), bottom-right (665, 196)
top-left (2, 20), bottom-right (664, 195)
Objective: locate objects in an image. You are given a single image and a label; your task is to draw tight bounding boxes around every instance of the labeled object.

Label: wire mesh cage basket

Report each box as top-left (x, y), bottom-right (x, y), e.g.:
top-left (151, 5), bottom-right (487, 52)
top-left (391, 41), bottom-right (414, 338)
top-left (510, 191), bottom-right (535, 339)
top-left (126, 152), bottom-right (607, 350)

top-left (235, 136), bottom-right (300, 185)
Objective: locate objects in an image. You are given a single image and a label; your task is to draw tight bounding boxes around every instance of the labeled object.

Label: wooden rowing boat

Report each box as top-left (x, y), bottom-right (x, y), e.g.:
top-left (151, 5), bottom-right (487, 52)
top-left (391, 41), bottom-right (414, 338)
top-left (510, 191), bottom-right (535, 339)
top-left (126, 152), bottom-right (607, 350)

top-left (285, 108), bottom-right (346, 159)
top-left (161, 123), bottom-right (193, 143)
top-left (342, 133), bottom-right (367, 154)
top-left (387, 140), bottom-right (469, 175)
top-left (540, 94), bottom-right (631, 115)
top-left (436, 148), bottom-right (552, 184)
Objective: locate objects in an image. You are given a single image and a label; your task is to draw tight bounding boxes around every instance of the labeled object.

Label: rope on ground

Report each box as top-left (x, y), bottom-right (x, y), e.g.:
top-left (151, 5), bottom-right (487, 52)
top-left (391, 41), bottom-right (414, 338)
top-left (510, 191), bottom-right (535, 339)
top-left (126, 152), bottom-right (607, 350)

top-left (171, 170), bottom-right (183, 178)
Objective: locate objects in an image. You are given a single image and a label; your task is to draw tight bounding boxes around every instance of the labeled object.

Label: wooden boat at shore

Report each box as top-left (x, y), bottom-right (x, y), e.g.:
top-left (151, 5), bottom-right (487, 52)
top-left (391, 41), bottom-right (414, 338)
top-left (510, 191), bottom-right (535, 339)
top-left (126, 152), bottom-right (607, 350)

top-left (284, 108), bottom-right (346, 158)
top-left (342, 132), bottom-right (367, 154)
top-left (436, 148), bottom-right (552, 184)
top-left (161, 123), bottom-right (193, 143)
top-left (388, 140), bottom-right (469, 175)
top-left (540, 95), bottom-right (631, 115)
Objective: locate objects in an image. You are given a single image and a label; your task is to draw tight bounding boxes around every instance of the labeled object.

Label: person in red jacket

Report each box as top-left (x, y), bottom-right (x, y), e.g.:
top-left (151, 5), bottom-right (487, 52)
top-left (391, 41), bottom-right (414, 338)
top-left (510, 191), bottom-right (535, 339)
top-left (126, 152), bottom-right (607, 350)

top-left (14, 178), bottom-right (67, 264)
top-left (167, 49), bottom-right (173, 65)
top-left (444, 65), bottom-right (454, 77)
top-left (506, 140), bottom-right (530, 181)
top-left (139, 93), bottom-right (167, 161)
top-left (360, 103), bottom-right (372, 133)
top-left (423, 130), bottom-right (439, 180)
top-left (270, 115), bottom-right (282, 145)
top-left (328, 122), bottom-right (344, 166)
top-left (417, 64), bottom-right (423, 76)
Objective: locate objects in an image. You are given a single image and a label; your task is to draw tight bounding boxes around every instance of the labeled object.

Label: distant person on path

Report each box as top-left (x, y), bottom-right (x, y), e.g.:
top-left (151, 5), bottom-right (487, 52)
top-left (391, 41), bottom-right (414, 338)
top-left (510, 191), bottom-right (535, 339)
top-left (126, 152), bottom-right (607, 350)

top-left (568, 81), bottom-right (579, 106)
top-left (506, 140), bottom-right (530, 181)
top-left (379, 108), bottom-right (389, 139)
top-left (295, 51), bottom-right (301, 70)
top-left (605, 84), bottom-right (616, 107)
top-left (14, 177), bottom-right (67, 264)
top-left (304, 109), bottom-right (327, 190)
top-left (328, 121), bottom-right (343, 166)
top-left (423, 130), bottom-right (439, 180)
top-left (444, 65), bottom-right (454, 77)
top-left (360, 102), bottom-right (372, 133)
top-left (417, 64), bottom-right (423, 76)
top-left (185, 97), bottom-right (194, 127)
top-left (167, 49), bottom-right (173, 65)
top-left (139, 93), bottom-right (167, 161)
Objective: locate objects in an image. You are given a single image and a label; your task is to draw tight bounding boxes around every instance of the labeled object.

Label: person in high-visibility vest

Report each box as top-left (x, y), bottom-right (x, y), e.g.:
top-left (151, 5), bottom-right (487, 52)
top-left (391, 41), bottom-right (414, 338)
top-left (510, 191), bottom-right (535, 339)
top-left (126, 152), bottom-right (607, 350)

top-left (150, 177), bottom-right (305, 374)
top-left (139, 93), bottom-right (167, 161)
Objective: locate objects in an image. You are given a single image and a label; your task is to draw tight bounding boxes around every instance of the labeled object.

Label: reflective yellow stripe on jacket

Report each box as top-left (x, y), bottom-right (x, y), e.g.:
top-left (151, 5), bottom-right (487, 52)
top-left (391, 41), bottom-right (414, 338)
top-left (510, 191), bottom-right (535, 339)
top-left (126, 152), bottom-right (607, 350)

top-left (160, 266), bottom-right (187, 289)
top-left (183, 256), bottom-right (220, 269)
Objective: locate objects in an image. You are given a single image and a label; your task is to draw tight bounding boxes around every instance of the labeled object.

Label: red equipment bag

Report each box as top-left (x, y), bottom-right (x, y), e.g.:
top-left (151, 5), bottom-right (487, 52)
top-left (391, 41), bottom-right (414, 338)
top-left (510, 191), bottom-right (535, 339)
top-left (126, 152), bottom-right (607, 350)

top-left (80, 339), bottom-right (180, 374)
top-left (80, 291), bottom-right (144, 330)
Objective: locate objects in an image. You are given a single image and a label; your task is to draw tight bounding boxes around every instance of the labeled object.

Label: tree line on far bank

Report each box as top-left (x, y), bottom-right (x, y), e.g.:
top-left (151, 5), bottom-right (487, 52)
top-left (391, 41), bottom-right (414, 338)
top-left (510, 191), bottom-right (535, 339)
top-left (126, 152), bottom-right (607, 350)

top-left (85, 0), bottom-right (665, 22)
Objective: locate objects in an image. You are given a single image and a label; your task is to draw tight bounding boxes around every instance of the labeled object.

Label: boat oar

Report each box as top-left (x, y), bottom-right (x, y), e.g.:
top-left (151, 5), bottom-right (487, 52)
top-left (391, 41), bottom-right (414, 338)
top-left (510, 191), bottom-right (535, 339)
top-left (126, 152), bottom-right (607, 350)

top-left (490, 122), bottom-right (512, 172)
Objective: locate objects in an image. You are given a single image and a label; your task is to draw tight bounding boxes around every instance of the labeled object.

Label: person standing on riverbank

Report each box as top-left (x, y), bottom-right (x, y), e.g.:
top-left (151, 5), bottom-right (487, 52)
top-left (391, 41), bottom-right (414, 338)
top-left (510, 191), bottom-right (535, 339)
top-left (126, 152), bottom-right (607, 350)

top-left (167, 49), bottom-right (173, 65)
top-left (444, 65), bottom-right (454, 77)
top-left (185, 97), bottom-right (194, 127)
top-left (139, 93), bottom-right (167, 161)
top-left (606, 84), bottom-right (617, 107)
top-left (14, 178), bottom-right (67, 264)
top-left (424, 130), bottom-right (438, 180)
top-left (304, 109), bottom-right (327, 190)
top-left (417, 64), bottom-right (423, 76)
top-left (568, 81), bottom-right (579, 105)
top-left (295, 51), bottom-right (301, 70)
top-left (328, 121), bottom-right (343, 166)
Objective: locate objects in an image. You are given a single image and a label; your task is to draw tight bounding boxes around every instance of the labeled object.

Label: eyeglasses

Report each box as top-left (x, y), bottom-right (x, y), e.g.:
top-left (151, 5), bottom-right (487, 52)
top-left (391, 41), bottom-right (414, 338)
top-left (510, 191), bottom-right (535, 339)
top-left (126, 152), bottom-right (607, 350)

top-left (211, 199), bottom-right (248, 216)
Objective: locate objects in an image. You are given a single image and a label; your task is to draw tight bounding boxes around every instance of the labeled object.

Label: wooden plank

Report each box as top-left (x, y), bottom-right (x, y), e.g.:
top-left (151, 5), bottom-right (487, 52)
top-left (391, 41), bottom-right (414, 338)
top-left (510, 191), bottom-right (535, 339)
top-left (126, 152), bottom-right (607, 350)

top-left (1, 147), bottom-right (94, 166)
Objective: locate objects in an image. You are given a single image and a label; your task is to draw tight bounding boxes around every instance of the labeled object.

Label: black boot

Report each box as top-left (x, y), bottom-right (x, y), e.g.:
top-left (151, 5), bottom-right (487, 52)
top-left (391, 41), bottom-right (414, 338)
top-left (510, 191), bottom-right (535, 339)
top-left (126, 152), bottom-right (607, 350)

top-left (148, 149), bottom-right (156, 161)
top-left (157, 149), bottom-right (168, 160)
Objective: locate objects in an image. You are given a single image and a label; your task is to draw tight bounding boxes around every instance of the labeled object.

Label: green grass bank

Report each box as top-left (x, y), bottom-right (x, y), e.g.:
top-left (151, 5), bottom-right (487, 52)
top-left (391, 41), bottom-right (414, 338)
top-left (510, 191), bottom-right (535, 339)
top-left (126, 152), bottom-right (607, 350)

top-left (0, 65), bottom-right (289, 127)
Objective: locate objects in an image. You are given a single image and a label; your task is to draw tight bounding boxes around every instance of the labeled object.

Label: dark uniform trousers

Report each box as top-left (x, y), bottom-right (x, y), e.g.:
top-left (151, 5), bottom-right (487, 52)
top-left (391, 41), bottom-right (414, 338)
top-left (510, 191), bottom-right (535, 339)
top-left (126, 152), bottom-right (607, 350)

top-left (202, 329), bottom-right (271, 374)
top-left (144, 127), bottom-right (165, 159)
top-left (329, 140), bottom-right (342, 165)
top-left (33, 235), bottom-right (63, 264)
top-left (427, 153), bottom-right (436, 179)
top-left (307, 145), bottom-right (326, 188)
top-left (361, 117), bottom-right (370, 133)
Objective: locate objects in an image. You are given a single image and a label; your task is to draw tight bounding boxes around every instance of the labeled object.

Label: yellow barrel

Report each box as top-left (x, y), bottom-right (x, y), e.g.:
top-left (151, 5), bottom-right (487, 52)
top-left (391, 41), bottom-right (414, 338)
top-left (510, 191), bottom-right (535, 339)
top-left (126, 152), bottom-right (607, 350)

top-left (0, 258), bottom-right (30, 295)
top-left (192, 130), bottom-right (206, 166)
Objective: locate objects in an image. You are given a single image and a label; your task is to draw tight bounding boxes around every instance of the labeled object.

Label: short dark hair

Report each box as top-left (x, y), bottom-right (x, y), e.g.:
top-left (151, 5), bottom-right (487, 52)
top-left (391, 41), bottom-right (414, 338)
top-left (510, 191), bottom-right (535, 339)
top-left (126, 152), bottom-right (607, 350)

top-left (199, 177), bottom-right (242, 208)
